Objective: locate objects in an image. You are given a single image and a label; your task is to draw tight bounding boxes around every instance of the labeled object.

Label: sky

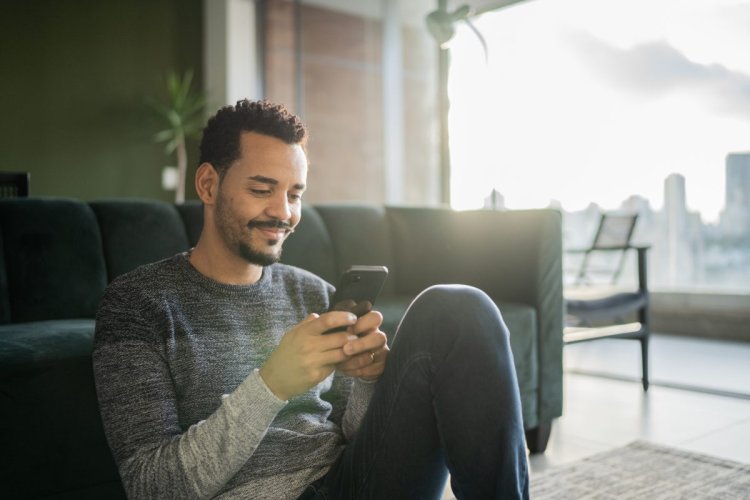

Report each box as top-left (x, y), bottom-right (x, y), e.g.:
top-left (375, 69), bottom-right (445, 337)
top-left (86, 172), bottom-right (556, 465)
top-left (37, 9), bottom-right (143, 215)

top-left (447, 0), bottom-right (750, 222)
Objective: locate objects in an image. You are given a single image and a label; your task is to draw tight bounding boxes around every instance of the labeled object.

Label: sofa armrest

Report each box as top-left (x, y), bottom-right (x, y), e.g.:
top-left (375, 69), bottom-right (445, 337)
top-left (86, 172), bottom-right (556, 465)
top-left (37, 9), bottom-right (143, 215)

top-left (386, 207), bottom-right (563, 423)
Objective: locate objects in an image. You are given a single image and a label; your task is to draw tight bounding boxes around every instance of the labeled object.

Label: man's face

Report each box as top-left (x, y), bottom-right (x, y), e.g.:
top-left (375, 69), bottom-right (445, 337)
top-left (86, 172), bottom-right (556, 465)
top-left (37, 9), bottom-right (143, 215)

top-left (214, 131), bottom-right (307, 266)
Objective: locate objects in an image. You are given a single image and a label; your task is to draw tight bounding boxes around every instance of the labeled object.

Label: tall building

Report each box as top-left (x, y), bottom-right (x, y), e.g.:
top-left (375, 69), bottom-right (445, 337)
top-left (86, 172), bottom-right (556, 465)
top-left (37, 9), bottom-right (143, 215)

top-left (665, 173), bottom-right (686, 208)
top-left (720, 152), bottom-right (750, 236)
top-left (664, 173), bottom-right (692, 285)
top-left (726, 152), bottom-right (750, 208)
top-left (483, 188), bottom-right (506, 210)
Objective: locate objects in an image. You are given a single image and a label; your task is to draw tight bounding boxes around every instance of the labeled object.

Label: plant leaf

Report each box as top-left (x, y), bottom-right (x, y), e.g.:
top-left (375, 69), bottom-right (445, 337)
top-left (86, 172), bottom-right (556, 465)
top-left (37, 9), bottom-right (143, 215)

top-left (164, 138), bottom-right (178, 154)
top-left (149, 68), bottom-right (207, 166)
top-left (153, 129), bottom-right (175, 143)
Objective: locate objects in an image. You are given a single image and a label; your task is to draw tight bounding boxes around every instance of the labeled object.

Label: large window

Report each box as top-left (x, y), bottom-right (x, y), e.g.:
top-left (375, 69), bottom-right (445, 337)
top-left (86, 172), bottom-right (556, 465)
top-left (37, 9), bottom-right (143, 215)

top-left (262, 0), bottom-right (440, 206)
top-left (448, 0), bottom-right (750, 292)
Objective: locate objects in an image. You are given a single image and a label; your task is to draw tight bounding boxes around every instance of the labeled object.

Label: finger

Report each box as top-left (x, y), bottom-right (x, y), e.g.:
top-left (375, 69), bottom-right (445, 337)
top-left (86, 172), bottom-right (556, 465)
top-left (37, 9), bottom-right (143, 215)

top-left (317, 346), bottom-right (353, 366)
top-left (337, 342), bottom-right (389, 373)
top-left (316, 331), bottom-right (356, 352)
top-left (301, 313), bottom-right (319, 324)
top-left (308, 311), bottom-right (358, 336)
top-left (337, 351), bottom-right (374, 372)
top-left (343, 329), bottom-right (387, 356)
top-left (329, 298), bottom-right (357, 312)
top-left (353, 310), bottom-right (383, 335)
top-left (343, 355), bottom-right (387, 379)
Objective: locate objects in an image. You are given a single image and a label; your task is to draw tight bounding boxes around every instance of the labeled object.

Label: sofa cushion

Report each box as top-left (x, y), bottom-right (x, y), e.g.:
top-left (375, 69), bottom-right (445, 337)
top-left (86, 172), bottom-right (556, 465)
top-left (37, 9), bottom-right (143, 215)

top-left (91, 200), bottom-right (191, 281)
top-left (281, 206), bottom-right (338, 284)
top-left (496, 301), bottom-right (539, 428)
top-left (315, 204), bottom-right (397, 295)
top-left (386, 207), bottom-right (551, 303)
top-left (176, 200), bottom-right (204, 246)
top-left (0, 319), bottom-right (95, 368)
top-left (0, 319), bottom-right (124, 499)
top-left (374, 294), bottom-right (415, 340)
top-left (0, 228), bottom-right (10, 324)
top-left (0, 198), bottom-right (107, 323)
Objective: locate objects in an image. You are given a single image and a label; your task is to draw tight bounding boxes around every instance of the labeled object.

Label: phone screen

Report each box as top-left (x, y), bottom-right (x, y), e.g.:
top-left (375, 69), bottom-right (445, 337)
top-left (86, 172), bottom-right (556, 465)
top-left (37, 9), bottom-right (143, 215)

top-left (324, 265), bottom-right (388, 334)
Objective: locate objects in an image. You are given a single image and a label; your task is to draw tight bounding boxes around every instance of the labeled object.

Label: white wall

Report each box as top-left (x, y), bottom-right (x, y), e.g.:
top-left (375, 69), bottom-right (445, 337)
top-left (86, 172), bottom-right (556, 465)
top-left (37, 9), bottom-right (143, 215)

top-left (204, 0), bottom-right (261, 107)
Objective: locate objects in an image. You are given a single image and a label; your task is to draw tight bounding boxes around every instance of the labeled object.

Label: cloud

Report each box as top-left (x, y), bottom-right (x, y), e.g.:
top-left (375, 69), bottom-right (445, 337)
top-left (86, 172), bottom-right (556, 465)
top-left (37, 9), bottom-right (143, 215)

top-left (566, 31), bottom-right (750, 120)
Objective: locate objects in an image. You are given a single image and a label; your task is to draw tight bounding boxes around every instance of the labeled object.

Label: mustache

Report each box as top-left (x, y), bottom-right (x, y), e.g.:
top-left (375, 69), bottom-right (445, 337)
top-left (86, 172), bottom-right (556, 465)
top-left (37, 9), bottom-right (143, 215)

top-left (247, 219), bottom-right (295, 233)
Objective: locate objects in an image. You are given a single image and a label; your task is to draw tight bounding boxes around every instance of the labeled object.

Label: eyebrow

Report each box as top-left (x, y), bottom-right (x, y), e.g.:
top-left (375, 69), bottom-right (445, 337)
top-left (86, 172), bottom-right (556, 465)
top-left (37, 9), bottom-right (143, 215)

top-left (248, 175), bottom-right (305, 191)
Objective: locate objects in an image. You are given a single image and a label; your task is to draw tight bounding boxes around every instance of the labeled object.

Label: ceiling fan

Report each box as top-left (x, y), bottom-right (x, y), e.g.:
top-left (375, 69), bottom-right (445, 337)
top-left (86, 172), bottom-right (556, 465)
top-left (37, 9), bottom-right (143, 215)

top-left (425, 1), bottom-right (531, 58)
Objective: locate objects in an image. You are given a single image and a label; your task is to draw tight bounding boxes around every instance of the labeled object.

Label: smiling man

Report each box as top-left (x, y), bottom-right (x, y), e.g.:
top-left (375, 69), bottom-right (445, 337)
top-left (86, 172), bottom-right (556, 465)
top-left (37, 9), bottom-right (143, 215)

top-left (196, 132), bottom-right (306, 278)
top-left (93, 100), bottom-right (528, 499)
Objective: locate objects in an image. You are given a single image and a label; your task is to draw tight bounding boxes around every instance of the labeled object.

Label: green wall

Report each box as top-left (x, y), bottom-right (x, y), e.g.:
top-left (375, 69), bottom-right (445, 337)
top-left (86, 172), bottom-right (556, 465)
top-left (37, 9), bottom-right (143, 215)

top-left (0, 0), bottom-right (203, 201)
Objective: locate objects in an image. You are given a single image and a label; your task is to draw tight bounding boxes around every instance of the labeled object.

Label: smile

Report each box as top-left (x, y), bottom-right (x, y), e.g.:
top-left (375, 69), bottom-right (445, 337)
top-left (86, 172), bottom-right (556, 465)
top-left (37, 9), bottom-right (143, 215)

top-left (256, 227), bottom-right (289, 240)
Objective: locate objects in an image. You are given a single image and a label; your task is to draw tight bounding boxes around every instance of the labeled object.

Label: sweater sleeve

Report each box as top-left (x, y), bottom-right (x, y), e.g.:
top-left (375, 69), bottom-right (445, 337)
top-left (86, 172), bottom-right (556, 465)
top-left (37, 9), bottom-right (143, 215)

top-left (341, 378), bottom-right (377, 441)
top-left (320, 369), bottom-right (376, 442)
top-left (93, 285), bottom-right (287, 500)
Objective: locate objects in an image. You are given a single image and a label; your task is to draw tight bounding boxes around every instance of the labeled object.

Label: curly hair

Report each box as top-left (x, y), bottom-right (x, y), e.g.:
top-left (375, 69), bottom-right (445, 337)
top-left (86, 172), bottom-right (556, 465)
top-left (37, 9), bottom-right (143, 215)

top-left (199, 99), bottom-right (307, 179)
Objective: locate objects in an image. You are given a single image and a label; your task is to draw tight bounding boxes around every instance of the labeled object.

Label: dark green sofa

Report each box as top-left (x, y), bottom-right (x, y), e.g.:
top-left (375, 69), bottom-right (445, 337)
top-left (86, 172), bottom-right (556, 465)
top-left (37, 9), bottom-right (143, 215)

top-left (0, 197), bottom-right (563, 499)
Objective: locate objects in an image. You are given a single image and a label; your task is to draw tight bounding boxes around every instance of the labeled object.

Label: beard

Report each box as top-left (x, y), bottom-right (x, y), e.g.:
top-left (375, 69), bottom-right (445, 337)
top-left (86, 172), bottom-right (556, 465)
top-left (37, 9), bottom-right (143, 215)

top-left (215, 194), bottom-right (291, 267)
top-left (238, 236), bottom-right (282, 267)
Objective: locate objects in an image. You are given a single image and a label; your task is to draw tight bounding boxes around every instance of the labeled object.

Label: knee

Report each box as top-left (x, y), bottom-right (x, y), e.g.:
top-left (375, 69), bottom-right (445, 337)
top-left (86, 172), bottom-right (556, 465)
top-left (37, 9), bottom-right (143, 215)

top-left (407, 285), bottom-right (508, 341)
top-left (393, 285), bottom-right (514, 366)
top-left (413, 284), bottom-right (494, 315)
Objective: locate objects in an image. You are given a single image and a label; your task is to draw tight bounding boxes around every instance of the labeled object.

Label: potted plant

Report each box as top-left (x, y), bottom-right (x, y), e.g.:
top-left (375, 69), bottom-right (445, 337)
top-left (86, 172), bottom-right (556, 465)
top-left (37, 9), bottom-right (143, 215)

top-left (151, 70), bottom-right (206, 203)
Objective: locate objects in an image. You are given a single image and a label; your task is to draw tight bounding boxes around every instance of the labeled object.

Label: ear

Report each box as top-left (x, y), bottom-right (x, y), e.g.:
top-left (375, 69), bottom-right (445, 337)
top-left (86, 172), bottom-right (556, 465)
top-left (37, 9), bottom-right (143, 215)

top-left (195, 163), bottom-right (219, 204)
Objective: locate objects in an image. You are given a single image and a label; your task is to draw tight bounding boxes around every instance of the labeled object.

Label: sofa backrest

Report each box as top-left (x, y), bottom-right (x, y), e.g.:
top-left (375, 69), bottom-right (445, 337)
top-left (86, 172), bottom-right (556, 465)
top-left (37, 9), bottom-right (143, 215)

top-left (0, 198), bottom-right (560, 325)
top-left (175, 200), bottom-right (204, 246)
top-left (314, 204), bottom-right (397, 295)
top-left (0, 198), bottom-right (107, 323)
top-left (91, 199), bottom-right (192, 282)
top-left (387, 207), bottom-right (562, 306)
top-left (281, 206), bottom-right (338, 284)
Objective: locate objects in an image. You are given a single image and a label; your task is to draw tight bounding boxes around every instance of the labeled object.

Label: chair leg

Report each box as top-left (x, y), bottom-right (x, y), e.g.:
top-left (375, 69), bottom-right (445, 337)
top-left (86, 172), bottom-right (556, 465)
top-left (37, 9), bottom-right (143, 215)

top-left (640, 336), bottom-right (649, 391)
top-left (525, 422), bottom-right (552, 454)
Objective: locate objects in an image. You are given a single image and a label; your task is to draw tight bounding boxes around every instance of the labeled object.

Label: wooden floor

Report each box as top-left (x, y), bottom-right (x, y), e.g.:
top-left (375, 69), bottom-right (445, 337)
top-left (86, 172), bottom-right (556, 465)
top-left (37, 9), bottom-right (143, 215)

top-left (442, 333), bottom-right (750, 499)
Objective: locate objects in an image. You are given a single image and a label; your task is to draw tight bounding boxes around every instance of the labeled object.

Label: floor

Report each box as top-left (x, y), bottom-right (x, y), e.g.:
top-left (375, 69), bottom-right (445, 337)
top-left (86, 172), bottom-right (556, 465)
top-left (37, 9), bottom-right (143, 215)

top-left (442, 333), bottom-right (750, 499)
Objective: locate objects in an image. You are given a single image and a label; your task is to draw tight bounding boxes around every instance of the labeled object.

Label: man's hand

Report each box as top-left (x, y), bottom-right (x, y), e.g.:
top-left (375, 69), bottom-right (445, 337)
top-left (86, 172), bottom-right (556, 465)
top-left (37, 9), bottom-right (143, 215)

top-left (337, 310), bottom-right (389, 381)
top-left (259, 312), bottom-right (358, 401)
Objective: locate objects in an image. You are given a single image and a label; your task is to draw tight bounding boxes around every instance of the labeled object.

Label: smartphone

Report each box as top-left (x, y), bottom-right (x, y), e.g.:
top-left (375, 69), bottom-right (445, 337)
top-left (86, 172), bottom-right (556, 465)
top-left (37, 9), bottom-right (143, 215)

top-left (323, 265), bottom-right (388, 334)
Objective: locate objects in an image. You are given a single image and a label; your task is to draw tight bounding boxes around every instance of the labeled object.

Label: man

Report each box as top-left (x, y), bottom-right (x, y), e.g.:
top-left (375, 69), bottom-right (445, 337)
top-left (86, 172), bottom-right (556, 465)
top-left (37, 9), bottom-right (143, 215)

top-left (93, 100), bottom-right (528, 499)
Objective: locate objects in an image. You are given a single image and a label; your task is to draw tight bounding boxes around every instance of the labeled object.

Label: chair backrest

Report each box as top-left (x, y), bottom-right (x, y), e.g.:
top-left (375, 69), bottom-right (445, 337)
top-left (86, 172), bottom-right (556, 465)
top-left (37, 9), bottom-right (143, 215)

top-left (0, 172), bottom-right (30, 198)
top-left (575, 212), bottom-right (638, 286)
top-left (591, 213), bottom-right (638, 249)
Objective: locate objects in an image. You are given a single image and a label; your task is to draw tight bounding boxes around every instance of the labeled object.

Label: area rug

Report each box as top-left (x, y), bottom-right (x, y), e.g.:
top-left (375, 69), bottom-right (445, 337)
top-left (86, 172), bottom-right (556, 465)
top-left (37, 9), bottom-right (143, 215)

top-left (531, 441), bottom-right (750, 499)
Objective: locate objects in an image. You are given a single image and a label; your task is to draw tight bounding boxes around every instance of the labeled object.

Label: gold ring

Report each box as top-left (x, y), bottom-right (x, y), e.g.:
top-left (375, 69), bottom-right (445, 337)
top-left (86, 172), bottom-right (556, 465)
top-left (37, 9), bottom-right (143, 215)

top-left (370, 351), bottom-right (376, 362)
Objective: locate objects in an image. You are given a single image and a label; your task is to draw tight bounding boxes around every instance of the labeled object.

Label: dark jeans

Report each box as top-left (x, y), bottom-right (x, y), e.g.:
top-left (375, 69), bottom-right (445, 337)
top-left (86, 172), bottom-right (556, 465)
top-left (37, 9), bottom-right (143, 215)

top-left (300, 285), bottom-right (529, 500)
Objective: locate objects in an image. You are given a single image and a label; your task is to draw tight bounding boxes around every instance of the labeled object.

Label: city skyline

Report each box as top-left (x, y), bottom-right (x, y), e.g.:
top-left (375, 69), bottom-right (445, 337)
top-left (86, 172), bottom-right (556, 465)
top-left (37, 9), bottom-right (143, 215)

top-left (561, 153), bottom-right (749, 292)
top-left (485, 152), bottom-right (750, 220)
top-left (448, 0), bottom-right (750, 223)
top-left (567, 151), bottom-right (748, 224)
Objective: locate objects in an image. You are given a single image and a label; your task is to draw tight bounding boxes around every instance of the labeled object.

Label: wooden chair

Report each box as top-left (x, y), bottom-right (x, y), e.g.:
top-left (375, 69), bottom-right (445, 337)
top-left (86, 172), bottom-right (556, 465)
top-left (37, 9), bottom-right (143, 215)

top-left (564, 212), bottom-right (651, 390)
top-left (0, 172), bottom-right (30, 198)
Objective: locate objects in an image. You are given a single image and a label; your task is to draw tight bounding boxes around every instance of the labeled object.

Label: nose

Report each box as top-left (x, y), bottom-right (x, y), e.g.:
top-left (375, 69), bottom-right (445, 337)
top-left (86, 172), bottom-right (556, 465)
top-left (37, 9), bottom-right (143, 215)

top-left (266, 192), bottom-right (292, 221)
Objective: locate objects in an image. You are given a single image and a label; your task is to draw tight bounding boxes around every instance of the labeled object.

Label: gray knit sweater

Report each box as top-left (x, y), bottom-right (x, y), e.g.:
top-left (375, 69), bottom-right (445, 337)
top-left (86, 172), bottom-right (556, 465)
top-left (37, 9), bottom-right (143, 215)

top-left (93, 253), bottom-right (375, 499)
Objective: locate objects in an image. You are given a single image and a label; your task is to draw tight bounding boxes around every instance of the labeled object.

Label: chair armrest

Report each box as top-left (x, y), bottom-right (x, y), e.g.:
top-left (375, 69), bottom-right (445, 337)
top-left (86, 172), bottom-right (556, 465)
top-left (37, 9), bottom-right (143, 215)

top-left (635, 246), bottom-right (649, 293)
top-left (567, 244), bottom-right (651, 253)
